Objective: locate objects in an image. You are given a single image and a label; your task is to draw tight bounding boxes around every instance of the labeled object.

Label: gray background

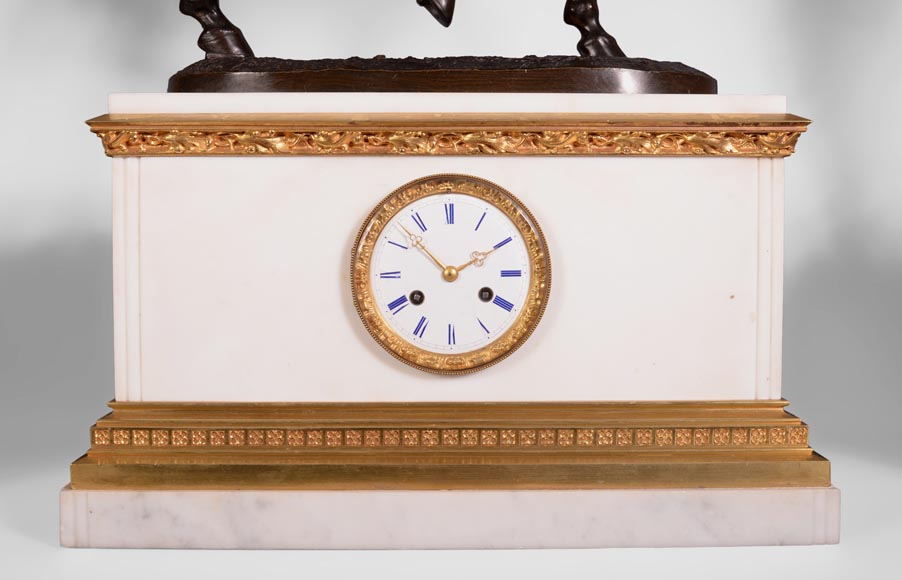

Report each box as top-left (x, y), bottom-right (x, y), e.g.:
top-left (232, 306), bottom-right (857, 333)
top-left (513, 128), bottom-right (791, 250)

top-left (0, 0), bottom-right (899, 577)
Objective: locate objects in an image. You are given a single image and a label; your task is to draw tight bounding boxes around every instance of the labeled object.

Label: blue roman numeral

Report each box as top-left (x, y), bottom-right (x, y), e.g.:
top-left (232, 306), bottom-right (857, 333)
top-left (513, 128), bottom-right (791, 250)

top-left (475, 211), bottom-right (487, 231)
top-left (445, 203), bottom-right (455, 225)
top-left (413, 316), bottom-right (429, 338)
top-left (493, 237), bottom-right (513, 249)
top-left (387, 295), bottom-right (409, 315)
top-left (380, 271), bottom-right (402, 279)
top-left (500, 270), bottom-right (522, 278)
top-left (387, 240), bottom-right (408, 250)
top-left (477, 318), bottom-right (490, 335)
top-left (412, 212), bottom-right (427, 232)
top-left (493, 295), bottom-right (515, 312)
top-left (447, 324), bottom-right (456, 345)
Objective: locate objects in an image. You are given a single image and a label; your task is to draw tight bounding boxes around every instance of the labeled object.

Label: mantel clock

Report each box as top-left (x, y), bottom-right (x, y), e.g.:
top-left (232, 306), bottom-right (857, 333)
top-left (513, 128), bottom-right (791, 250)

top-left (60, 0), bottom-right (839, 550)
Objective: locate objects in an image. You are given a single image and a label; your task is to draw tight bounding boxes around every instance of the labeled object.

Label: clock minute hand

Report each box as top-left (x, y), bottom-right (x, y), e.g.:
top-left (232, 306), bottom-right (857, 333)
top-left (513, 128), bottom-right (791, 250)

top-left (399, 224), bottom-right (447, 271)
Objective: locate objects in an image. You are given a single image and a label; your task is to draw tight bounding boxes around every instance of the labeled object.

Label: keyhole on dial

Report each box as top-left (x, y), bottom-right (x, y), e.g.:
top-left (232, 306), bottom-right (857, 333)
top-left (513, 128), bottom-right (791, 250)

top-left (478, 287), bottom-right (494, 303)
top-left (410, 290), bottom-right (426, 306)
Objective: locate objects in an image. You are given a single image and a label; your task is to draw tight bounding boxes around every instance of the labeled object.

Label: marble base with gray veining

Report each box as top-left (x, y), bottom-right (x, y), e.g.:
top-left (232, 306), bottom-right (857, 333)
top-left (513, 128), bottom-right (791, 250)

top-left (60, 486), bottom-right (839, 549)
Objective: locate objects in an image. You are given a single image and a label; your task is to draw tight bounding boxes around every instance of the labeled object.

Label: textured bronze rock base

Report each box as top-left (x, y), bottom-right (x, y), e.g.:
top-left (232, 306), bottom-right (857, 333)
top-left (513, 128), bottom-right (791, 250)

top-left (168, 56), bottom-right (717, 94)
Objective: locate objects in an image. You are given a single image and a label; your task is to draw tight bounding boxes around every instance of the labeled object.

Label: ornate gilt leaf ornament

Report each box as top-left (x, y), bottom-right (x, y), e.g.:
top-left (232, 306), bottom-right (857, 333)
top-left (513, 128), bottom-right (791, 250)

top-left (90, 114), bottom-right (808, 158)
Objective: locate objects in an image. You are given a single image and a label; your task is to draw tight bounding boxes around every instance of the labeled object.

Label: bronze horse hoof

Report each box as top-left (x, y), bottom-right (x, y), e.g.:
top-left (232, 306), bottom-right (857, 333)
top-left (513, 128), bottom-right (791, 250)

top-left (418, 0), bottom-right (456, 28)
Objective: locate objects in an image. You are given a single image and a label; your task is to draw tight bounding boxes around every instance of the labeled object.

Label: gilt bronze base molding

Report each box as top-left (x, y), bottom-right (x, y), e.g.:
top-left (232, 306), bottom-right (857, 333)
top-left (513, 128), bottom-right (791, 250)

top-left (70, 400), bottom-right (832, 491)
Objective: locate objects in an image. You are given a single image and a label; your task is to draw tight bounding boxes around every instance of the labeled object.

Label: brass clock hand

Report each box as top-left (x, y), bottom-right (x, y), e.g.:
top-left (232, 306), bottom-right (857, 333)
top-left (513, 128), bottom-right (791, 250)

top-left (456, 248), bottom-right (497, 273)
top-left (398, 224), bottom-right (452, 276)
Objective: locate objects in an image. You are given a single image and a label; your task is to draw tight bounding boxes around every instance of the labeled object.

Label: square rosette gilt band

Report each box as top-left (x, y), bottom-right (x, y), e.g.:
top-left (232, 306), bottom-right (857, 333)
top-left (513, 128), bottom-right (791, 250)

top-left (72, 400), bottom-right (828, 490)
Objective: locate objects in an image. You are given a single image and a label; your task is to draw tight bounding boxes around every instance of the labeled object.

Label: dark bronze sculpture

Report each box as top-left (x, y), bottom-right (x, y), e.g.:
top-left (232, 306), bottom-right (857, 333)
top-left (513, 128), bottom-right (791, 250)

top-left (170, 0), bottom-right (715, 94)
top-left (563, 0), bottom-right (626, 57)
top-left (417, 0), bottom-right (455, 28)
top-left (179, 0), bottom-right (253, 59)
top-left (418, 0), bottom-right (626, 57)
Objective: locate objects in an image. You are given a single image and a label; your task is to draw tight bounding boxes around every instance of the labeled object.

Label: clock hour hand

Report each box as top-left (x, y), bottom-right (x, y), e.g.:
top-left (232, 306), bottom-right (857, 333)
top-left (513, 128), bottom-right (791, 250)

top-left (399, 224), bottom-right (447, 271)
top-left (455, 248), bottom-right (497, 273)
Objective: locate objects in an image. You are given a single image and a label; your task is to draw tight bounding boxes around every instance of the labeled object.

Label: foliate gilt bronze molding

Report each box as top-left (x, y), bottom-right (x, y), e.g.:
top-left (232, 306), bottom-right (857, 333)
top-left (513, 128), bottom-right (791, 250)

top-left (88, 114), bottom-right (809, 158)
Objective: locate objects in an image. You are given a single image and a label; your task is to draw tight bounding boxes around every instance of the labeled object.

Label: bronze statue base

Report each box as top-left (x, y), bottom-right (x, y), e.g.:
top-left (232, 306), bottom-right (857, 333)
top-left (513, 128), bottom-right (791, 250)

top-left (168, 56), bottom-right (717, 94)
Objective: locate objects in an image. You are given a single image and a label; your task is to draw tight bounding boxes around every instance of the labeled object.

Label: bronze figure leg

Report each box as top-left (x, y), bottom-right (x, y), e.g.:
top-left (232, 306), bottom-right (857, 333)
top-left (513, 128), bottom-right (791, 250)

top-left (417, 0), bottom-right (456, 27)
top-left (564, 0), bottom-right (626, 57)
top-left (179, 0), bottom-right (254, 59)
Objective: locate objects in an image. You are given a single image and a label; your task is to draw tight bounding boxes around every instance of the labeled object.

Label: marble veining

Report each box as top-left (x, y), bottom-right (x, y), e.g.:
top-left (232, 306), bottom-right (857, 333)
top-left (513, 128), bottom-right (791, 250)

top-left (61, 487), bottom-right (840, 549)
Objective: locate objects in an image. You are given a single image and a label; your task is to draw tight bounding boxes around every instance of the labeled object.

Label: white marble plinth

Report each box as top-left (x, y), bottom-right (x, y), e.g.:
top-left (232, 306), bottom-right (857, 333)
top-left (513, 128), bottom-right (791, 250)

top-left (60, 486), bottom-right (839, 549)
top-left (108, 93), bottom-right (787, 115)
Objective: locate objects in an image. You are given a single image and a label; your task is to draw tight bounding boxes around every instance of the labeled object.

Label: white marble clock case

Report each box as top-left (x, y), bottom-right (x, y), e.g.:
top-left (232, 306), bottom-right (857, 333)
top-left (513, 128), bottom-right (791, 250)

top-left (107, 93), bottom-right (785, 404)
top-left (61, 93), bottom-right (840, 549)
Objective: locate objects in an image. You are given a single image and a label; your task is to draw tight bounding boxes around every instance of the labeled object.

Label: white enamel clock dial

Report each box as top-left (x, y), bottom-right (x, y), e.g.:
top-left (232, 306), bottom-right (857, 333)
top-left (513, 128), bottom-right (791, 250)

top-left (352, 175), bottom-right (551, 375)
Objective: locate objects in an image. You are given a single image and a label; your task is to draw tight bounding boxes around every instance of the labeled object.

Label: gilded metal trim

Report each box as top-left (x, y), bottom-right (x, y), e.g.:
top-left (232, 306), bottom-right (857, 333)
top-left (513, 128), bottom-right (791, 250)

top-left (87, 113), bottom-right (810, 157)
top-left (70, 454), bottom-right (831, 491)
top-left (71, 400), bottom-right (831, 490)
top-left (92, 425), bottom-right (808, 450)
top-left (86, 400), bottom-right (811, 453)
top-left (351, 175), bottom-right (551, 375)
